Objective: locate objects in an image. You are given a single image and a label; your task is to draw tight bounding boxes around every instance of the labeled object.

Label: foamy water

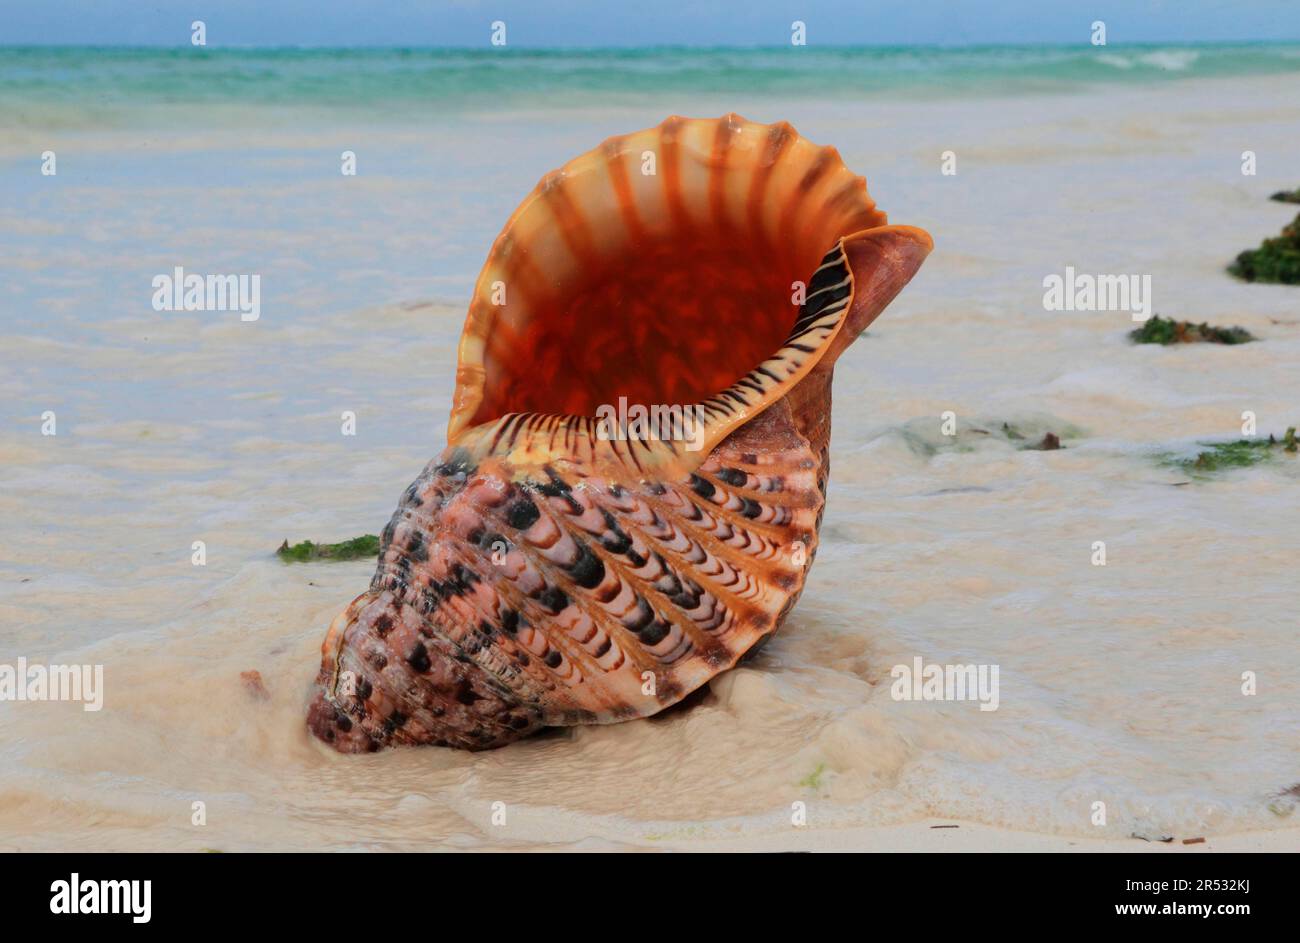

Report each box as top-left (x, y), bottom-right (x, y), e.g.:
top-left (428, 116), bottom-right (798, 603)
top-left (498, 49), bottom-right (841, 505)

top-left (2, 65), bottom-right (1299, 850)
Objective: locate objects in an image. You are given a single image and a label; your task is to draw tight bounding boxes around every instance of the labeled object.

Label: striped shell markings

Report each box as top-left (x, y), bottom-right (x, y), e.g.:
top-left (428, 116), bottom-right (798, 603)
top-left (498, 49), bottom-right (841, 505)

top-left (307, 115), bottom-right (933, 751)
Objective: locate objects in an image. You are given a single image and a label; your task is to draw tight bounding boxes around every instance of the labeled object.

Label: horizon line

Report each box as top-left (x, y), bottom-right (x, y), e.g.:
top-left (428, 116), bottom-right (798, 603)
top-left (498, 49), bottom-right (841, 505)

top-left (4, 38), bottom-right (1300, 52)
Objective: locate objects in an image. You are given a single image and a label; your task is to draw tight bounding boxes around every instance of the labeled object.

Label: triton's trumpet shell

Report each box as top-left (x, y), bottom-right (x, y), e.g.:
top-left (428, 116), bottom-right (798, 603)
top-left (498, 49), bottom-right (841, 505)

top-left (307, 115), bottom-right (932, 752)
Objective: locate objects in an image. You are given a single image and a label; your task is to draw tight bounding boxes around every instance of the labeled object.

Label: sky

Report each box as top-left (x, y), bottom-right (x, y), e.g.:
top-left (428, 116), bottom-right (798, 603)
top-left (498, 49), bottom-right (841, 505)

top-left (1, 0), bottom-right (1298, 47)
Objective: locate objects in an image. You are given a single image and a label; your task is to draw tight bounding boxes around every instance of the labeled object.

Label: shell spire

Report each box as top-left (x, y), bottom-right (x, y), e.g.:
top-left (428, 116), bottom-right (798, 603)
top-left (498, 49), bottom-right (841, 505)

top-left (307, 115), bottom-right (932, 751)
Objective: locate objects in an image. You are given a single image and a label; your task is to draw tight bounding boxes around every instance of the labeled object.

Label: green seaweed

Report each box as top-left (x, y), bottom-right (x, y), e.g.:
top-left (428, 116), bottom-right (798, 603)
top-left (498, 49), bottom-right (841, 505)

top-left (799, 763), bottom-right (827, 789)
top-left (1163, 428), bottom-right (1297, 475)
top-left (277, 535), bottom-right (380, 563)
top-left (1229, 212), bottom-right (1300, 284)
top-left (1270, 189), bottom-right (1300, 205)
top-left (1128, 315), bottom-right (1254, 345)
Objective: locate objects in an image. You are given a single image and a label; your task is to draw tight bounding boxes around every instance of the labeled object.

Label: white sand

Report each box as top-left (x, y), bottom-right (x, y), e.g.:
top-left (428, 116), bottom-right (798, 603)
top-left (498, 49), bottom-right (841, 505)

top-left (2, 74), bottom-right (1299, 851)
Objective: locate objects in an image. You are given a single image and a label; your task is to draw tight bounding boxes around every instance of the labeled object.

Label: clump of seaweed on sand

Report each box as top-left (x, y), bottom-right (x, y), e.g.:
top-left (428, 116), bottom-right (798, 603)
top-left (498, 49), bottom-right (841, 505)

top-left (1129, 315), bottom-right (1254, 345)
top-left (1160, 427), bottom-right (1298, 476)
top-left (1229, 212), bottom-right (1300, 284)
top-left (277, 535), bottom-right (380, 563)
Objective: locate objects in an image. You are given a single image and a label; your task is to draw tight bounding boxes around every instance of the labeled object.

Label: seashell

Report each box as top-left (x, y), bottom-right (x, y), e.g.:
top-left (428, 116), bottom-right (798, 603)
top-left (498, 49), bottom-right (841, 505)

top-left (306, 114), bottom-right (932, 752)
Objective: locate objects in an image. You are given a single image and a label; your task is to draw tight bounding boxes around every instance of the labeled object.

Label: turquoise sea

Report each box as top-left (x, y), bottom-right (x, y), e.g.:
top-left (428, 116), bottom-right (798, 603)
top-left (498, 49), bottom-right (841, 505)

top-left (3, 43), bottom-right (1300, 125)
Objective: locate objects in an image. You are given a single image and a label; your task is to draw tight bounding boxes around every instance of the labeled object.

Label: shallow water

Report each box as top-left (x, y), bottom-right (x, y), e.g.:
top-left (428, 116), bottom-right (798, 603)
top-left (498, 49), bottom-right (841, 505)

top-left (6, 44), bottom-right (1300, 125)
top-left (2, 61), bottom-right (1299, 850)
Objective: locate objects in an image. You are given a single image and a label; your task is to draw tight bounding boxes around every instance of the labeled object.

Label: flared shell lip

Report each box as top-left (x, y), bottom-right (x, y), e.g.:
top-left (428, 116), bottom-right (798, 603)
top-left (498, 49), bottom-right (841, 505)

top-left (446, 114), bottom-right (897, 472)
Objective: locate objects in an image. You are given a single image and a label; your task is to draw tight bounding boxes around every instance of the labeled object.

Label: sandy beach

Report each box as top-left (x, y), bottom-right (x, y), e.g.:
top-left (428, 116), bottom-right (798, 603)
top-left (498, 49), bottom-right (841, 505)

top-left (2, 53), bottom-right (1299, 851)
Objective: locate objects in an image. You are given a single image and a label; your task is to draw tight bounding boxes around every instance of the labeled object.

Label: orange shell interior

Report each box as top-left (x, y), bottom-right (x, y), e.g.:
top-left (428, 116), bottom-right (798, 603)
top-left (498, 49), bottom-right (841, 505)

top-left (448, 114), bottom-right (888, 444)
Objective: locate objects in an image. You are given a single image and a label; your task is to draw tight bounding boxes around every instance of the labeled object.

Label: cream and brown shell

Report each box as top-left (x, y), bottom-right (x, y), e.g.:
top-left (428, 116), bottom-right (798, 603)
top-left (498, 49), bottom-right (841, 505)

top-left (307, 114), bottom-right (932, 751)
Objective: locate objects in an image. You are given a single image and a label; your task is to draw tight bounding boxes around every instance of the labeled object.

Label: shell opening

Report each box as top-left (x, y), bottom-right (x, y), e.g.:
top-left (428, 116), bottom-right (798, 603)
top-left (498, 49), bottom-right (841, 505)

top-left (448, 115), bottom-right (889, 446)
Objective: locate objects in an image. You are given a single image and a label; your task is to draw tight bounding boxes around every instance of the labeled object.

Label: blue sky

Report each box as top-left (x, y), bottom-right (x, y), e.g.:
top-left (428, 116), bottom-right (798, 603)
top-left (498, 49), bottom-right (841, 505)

top-left (2, 0), bottom-right (1297, 46)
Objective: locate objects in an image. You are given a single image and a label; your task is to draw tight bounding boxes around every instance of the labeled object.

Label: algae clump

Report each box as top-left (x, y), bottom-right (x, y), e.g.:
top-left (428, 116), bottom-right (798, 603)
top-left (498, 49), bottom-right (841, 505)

top-left (277, 535), bottom-right (381, 563)
top-left (1129, 315), bottom-right (1254, 345)
top-left (1229, 212), bottom-right (1300, 284)
top-left (1164, 428), bottom-right (1297, 475)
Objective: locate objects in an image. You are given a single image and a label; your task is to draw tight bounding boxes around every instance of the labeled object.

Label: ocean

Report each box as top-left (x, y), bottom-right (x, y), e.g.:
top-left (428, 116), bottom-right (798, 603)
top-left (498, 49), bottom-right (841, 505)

top-left (1, 44), bottom-right (1299, 850)
top-left (4, 43), bottom-right (1300, 122)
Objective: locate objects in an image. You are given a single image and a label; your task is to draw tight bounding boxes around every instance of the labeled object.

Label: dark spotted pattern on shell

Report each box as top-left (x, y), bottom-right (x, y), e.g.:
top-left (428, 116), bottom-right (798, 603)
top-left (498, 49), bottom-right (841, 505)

top-left (308, 400), bottom-right (822, 752)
